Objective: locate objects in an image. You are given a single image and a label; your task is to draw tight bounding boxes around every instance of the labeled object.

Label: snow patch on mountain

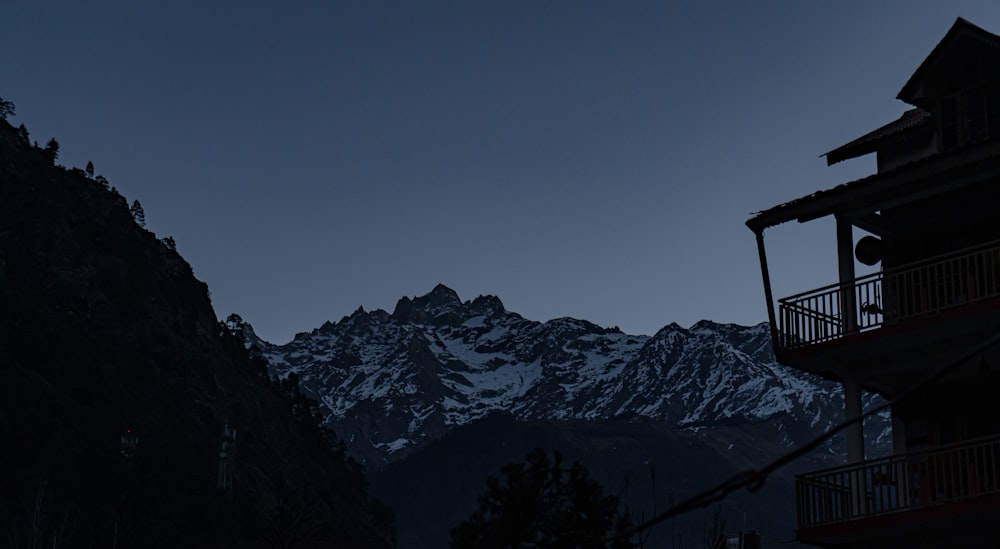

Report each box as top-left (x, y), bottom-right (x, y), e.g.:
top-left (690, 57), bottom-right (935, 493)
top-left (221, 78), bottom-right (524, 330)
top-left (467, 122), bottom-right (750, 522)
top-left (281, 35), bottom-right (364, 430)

top-left (248, 286), bottom-right (890, 465)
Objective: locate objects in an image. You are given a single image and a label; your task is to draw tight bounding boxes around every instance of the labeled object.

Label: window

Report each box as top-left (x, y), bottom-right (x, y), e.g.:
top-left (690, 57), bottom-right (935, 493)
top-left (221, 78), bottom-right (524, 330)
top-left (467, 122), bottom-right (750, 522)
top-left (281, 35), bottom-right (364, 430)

top-left (942, 81), bottom-right (1000, 150)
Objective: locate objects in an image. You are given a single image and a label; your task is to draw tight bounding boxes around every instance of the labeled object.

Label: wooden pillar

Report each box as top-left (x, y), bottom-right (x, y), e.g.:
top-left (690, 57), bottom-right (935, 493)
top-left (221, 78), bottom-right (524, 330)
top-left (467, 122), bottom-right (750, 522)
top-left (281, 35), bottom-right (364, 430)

top-left (844, 377), bottom-right (865, 464)
top-left (843, 377), bottom-right (867, 516)
top-left (754, 231), bottom-right (781, 353)
top-left (836, 216), bottom-right (858, 333)
top-left (890, 406), bottom-right (906, 456)
top-left (891, 406), bottom-right (909, 508)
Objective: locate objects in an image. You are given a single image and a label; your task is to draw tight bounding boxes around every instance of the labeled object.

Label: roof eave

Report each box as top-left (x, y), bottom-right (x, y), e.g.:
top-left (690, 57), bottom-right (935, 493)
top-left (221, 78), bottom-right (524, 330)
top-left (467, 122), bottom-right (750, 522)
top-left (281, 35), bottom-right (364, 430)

top-left (747, 141), bottom-right (1000, 234)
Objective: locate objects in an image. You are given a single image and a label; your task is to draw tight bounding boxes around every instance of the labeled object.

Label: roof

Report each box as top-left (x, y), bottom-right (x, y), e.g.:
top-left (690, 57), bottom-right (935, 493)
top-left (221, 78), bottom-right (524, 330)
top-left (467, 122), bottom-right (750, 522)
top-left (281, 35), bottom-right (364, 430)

top-left (748, 18), bottom-right (1000, 234)
top-left (898, 18), bottom-right (1000, 108)
top-left (823, 108), bottom-right (932, 166)
top-left (746, 140), bottom-right (1000, 233)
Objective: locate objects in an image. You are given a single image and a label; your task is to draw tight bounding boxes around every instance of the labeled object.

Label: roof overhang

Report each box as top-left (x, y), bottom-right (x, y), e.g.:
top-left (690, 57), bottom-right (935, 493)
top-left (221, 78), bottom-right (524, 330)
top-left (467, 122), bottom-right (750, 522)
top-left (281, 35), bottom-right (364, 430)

top-left (823, 108), bottom-right (933, 166)
top-left (746, 140), bottom-right (1000, 233)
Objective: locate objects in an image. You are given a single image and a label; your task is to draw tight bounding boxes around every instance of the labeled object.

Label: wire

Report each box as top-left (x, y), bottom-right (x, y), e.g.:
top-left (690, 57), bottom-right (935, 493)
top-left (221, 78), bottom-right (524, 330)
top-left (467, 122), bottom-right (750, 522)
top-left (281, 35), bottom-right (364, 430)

top-left (610, 329), bottom-right (1000, 543)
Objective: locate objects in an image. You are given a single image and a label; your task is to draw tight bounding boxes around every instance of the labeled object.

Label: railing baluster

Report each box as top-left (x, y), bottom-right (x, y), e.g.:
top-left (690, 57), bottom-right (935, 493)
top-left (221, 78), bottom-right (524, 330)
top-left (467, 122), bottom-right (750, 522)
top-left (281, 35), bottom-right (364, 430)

top-left (795, 434), bottom-right (1000, 529)
top-left (778, 242), bottom-right (1000, 350)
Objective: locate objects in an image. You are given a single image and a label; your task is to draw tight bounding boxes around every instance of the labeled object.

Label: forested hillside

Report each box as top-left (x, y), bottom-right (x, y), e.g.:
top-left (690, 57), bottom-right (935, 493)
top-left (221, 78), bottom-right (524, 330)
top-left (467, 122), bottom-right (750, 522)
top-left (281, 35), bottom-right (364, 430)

top-left (0, 109), bottom-right (394, 548)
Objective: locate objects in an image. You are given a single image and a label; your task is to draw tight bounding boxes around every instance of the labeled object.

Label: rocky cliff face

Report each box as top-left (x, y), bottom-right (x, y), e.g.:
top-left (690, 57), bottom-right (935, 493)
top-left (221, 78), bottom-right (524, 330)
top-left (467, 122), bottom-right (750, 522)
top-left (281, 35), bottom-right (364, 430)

top-left (0, 117), bottom-right (393, 548)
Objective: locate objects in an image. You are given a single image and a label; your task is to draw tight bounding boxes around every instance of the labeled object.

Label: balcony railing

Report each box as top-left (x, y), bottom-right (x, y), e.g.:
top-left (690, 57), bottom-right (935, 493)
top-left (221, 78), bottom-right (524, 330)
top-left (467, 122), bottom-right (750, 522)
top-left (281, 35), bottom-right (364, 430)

top-left (778, 240), bottom-right (1000, 351)
top-left (796, 434), bottom-right (1000, 530)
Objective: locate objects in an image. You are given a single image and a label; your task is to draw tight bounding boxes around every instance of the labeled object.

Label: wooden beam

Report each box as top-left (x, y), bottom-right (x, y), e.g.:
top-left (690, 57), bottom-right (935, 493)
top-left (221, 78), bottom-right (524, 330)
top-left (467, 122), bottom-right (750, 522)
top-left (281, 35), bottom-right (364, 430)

top-left (848, 213), bottom-right (896, 237)
top-left (754, 230), bottom-right (781, 355)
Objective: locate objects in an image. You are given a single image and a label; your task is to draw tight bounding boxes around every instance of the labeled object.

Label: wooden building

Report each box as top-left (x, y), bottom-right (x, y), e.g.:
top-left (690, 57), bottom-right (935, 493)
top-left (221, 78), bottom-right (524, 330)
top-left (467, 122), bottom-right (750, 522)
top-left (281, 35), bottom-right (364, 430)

top-left (747, 18), bottom-right (1000, 548)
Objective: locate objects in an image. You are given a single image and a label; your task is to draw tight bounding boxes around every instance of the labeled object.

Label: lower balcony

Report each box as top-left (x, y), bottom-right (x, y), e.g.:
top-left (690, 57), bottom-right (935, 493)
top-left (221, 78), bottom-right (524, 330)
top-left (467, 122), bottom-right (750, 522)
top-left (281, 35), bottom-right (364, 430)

top-left (795, 434), bottom-right (1000, 548)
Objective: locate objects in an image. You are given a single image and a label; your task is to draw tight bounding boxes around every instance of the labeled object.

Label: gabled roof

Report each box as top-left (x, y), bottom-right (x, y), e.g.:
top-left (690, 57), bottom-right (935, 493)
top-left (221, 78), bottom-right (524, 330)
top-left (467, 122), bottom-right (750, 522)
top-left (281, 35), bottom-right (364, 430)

top-left (748, 18), bottom-right (1000, 234)
top-left (823, 108), bottom-right (932, 166)
top-left (897, 17), bottom-right (1000, 108)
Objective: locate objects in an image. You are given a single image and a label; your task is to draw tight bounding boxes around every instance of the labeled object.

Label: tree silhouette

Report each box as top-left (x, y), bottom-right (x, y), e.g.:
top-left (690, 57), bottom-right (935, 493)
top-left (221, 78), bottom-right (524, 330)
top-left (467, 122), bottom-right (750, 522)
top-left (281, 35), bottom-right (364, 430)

top-left (129, 200), bottom-right (146, 228)
top-left (0, 97), bottom-right (14, 120)
top-left (44, 138), bottom-right (59, 162)
top-left (451, 448), bottom-right (639, 549)
top-left (85, 161), bottom-right (94, 179)
top-left (225, 313), bottom-right (245, 334)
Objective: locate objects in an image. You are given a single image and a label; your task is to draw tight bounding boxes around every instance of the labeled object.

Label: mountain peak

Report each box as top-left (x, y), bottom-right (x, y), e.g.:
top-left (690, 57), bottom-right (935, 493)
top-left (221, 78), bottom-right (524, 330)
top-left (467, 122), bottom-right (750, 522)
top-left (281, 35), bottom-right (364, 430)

top-left (392, 284), bottom-right (463, 324)
top-left (469, 293), bottom-right (505, 316)
top-left (425, 283), bottom-right (461, 306)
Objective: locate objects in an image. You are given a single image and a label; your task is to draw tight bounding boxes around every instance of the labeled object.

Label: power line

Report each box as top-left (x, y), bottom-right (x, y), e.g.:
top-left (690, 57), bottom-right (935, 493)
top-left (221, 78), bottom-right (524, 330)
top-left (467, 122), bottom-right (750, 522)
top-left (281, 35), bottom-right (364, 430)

top-left (612, 329), bottom-right (1000, 543)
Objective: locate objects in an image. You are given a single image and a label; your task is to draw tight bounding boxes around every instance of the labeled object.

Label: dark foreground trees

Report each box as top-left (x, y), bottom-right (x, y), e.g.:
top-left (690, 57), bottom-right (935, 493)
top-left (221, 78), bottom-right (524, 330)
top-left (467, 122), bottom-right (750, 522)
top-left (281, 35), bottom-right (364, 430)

top-left (452, 448), bottom-right (639, 549)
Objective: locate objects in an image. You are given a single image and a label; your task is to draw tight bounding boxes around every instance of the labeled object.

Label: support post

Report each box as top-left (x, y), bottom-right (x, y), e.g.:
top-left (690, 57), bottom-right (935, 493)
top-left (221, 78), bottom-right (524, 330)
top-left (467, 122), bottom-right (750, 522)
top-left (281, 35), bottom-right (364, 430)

top-left (836, 216), bottom-right (858, 334)
top-left (891, 407), bottom-right (909, 508)
top-left (844, 378), bottom-right (865, 464)
top-left (844, 377), bottom-right (867, 516)
top-left (754, 230), bottom-right (781, 353)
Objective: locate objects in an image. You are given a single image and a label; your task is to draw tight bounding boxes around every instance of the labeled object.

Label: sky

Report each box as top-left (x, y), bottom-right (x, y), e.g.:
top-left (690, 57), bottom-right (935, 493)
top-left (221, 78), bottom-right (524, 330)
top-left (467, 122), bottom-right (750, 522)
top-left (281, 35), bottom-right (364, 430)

top-left (3, 1), bottom-right (999, 344)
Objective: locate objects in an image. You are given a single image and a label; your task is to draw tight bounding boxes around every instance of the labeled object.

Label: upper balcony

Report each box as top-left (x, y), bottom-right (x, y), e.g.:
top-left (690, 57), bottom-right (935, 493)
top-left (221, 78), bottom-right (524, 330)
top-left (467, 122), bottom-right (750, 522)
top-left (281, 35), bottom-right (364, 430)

top-left (774, 240), bottom-right (1000, 392)
top-left (795, 433), bottom-right (1000, 548)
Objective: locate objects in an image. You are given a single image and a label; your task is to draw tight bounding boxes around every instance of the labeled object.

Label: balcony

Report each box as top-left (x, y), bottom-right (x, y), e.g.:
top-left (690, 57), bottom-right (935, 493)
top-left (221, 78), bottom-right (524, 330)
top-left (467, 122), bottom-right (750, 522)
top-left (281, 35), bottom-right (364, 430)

top-left (778, 240), bottom-right (1000, 353)
top-left (769, 240), bottom-right (1000, 392)
top-left (795, 434), bottom-right (1000, 547)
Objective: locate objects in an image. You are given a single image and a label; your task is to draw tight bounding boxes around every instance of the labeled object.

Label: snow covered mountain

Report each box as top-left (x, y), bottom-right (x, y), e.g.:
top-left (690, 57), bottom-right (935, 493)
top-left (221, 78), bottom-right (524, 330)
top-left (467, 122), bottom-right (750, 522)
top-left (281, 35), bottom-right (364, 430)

top-left (249, 284), bottom-right (890, 467)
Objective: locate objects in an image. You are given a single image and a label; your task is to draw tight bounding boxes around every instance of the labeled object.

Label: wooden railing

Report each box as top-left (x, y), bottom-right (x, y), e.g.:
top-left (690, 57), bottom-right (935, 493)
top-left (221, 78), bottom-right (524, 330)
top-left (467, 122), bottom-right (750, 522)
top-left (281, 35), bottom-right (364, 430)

top-left (796, 434), bottom-right (1000, 530)
top-left (778, 241), bottom-right (1000, 350)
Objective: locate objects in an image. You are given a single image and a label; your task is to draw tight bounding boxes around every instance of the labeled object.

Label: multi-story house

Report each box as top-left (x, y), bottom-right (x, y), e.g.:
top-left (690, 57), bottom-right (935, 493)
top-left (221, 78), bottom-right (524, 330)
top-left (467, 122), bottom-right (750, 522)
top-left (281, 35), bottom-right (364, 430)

top-left (746, 18), bottom-right (1000, 548)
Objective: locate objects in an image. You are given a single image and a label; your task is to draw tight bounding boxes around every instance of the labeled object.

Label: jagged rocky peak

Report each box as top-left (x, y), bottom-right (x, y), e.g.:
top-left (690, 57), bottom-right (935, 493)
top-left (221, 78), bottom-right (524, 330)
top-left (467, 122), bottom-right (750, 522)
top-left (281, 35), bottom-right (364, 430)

top-left (545, 316), bottom-right (608, 335)
top-left (417, 283), bottom-right (462, 308)
top-left (469, 293), bottom-right (505, 316)
top-left (690, 318), bottom-right (768, 336)
top-left (317, 319), bottom-right (338, 333)
top-left (392, 284), bottom-right (465, 325)
top-left (344, 305), bottom-right (370, 323)
top-left (649, 322), bottom-right (686, 340)
top-left (314, 306), bottom-right (393, 335)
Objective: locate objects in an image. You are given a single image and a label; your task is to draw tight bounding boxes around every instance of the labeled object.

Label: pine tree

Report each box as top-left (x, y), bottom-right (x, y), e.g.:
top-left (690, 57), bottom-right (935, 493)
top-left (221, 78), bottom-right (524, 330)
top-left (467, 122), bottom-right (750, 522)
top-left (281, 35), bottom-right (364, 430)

top-left (44, 138), bottom-right (59, 163)
top-left (451, 448), bottom-right (638, 549)
top-left (0, 97), bottom-right (14, 120)
top-left (85, 161), bottom-right (94, 179)
top-left (129, 200), bottom-right (146, 228)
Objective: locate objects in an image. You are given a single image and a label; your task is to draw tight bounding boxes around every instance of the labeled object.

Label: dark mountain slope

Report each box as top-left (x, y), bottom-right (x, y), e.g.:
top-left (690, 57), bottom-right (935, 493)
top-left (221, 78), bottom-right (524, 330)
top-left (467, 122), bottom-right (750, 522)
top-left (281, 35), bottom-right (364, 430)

top-left (0, 117), bottom-right (393, 548)
top-left (371, 413), bottom-right (809, 549)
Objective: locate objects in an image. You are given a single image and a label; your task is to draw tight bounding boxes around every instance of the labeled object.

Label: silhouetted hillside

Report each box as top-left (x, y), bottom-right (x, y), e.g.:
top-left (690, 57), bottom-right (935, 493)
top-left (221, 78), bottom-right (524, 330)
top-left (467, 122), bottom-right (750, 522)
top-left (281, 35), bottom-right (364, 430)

top-left (0, 114), bottom-right (394, 548)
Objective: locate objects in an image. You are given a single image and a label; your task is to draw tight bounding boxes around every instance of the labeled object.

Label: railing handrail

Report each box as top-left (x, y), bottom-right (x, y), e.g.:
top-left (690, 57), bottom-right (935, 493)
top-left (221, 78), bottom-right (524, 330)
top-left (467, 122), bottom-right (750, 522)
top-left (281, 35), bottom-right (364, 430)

top-left (883, 237), bottom-right (1000, 277)
top-left (778, 239), bottom-right (1000, 350)
top-left (779, 238), bottom-right (1000, 305)
top-left (796, 432), bottom-right (1000, 481)
top-left (780, 301), bottom-right (843, 325)
top-left (778, 270), bottom-right (881, 305)
top-left (796, 433), bottom-right (1000, 531)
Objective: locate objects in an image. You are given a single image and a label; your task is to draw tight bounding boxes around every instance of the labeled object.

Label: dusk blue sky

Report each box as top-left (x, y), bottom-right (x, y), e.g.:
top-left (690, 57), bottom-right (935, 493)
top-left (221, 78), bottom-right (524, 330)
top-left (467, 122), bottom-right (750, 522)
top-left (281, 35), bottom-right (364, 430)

top-left (3, 2), bottom-right (998, 344)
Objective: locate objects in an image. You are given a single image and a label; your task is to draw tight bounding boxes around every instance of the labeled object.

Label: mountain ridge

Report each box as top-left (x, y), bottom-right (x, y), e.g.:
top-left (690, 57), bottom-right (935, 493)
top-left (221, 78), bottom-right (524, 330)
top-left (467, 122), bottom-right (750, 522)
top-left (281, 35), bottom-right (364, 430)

top-left (249, 284), bottom-right (890, 467)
